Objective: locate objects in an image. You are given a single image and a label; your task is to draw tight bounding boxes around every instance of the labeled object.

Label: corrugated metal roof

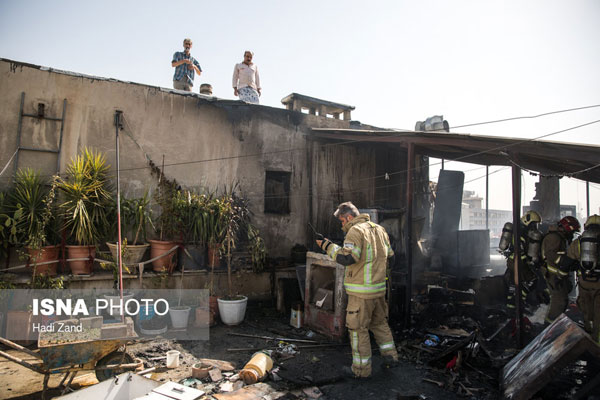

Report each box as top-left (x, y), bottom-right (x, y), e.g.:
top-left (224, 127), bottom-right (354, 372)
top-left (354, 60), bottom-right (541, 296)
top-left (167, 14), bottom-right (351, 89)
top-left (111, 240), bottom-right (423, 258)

top-left (311, 128), bottom-right (600, 184)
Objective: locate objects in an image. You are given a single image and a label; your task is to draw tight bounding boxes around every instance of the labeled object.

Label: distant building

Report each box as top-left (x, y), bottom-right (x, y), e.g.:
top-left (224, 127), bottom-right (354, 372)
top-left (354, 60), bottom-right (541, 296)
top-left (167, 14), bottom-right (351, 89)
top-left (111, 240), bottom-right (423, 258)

top-left (460, 191), bottom-right (512, 243)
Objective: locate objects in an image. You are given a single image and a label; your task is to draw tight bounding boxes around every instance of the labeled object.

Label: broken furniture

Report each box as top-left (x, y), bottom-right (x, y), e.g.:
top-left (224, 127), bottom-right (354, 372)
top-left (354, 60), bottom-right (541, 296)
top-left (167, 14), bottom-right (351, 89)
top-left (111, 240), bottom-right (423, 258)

top-left (304, 252), bottom-right (348, 340)
top-left (501, 313), bottom-right (600, 400)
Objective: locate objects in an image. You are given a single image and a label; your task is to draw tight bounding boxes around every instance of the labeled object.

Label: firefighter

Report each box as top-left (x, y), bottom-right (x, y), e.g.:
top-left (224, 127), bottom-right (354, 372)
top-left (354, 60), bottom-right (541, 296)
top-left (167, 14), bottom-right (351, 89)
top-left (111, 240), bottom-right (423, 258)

top-left (541, 216), bottom-right (580, 323)
top-left (316, 201), bottom-right (398, 379)
top-left (500, 210), bottom-right (543, 312)
top-left (560, 215), bottom-right (600, 343)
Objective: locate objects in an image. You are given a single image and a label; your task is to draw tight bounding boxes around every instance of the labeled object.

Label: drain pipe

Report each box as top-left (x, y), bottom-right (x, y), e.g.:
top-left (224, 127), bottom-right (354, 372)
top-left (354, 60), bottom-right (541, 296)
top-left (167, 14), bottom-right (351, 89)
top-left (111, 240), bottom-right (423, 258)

top-left (115, 110), bottom-right (124, 324)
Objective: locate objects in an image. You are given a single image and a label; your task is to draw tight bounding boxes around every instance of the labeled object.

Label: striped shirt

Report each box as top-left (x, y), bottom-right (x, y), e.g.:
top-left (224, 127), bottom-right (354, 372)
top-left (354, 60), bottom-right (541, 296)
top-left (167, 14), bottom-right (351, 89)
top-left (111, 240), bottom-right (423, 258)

top-left (172, 52), bottom-right (202, 85)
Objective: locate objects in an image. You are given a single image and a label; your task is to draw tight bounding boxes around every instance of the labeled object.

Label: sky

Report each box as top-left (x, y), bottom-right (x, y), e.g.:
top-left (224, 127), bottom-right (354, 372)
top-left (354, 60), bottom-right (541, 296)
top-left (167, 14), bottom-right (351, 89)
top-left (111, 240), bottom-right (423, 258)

top-left (1, 0), bottom-right (599, 217)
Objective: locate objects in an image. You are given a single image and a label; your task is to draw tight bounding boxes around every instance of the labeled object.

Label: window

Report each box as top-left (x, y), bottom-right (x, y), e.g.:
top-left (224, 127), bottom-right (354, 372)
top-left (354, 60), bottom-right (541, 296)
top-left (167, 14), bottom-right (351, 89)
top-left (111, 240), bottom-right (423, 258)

top-left (264, 171), bottom-right (291, 214)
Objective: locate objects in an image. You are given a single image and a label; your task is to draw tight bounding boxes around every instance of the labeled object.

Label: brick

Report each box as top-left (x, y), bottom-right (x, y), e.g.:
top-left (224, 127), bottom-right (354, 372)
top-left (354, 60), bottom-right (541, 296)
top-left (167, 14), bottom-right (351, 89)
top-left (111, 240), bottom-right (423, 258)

top-left (209, 367), bottom-right (223, 382)
top-left (80, 316), bottom-right (103, 329)
top-left (101, 324), bottom-right (128, 339)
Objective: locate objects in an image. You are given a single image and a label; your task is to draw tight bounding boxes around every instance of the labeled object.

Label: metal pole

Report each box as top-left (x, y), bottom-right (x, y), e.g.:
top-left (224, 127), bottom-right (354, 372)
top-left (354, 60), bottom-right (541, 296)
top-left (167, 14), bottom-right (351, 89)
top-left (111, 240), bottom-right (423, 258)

top-left (404, 143), bottom-right (415, 328)
top-left (56, 99), bottom-right (67, 174)
top-left (14, 92), bottom-right (25, 175)
top-left (486, 166), bottom-right (489, 230)
top-left (441, 159), bottom-right (444, 170)
top-left (511, 163), bottom-right (523, 348)
top-left (586, 181), bottom-right (590, 217)
top-left (115, 110), bottom-right (124, 324)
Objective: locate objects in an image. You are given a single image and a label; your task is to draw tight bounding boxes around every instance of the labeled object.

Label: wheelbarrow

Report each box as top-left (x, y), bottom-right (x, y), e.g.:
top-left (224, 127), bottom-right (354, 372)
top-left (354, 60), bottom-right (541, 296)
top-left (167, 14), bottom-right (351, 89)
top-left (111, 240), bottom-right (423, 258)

top-left (0, 335), bottom-right (139, 399)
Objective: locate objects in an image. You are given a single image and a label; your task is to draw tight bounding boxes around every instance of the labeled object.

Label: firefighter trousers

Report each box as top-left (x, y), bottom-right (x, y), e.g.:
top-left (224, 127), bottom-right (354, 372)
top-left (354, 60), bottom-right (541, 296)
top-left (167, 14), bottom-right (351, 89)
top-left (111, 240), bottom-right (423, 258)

top-left (345, 295), bottom-right (398, 377)
top-left (504, 267), bottom-right (536, 311)
top-left (542, 268), bottom-right (572, 323)
top-left (577, 279), bottom-right (600, 344)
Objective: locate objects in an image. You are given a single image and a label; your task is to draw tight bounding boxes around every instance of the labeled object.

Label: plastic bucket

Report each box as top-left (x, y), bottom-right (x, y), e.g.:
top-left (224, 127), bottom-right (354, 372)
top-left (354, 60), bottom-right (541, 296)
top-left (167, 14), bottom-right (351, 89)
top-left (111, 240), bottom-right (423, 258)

top-left (166, 350), bottom-right (180, 368)
top-left (217, 296), bottom-right (248, 326)
top-left (169, 306), bottom-right (191, 329)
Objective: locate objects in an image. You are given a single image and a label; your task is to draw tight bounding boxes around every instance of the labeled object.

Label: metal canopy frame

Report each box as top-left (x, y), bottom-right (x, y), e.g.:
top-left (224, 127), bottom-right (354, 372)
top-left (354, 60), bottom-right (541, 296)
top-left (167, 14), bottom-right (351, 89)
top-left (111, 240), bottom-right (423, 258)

top-left (310, 128), bottom-right (600, 184)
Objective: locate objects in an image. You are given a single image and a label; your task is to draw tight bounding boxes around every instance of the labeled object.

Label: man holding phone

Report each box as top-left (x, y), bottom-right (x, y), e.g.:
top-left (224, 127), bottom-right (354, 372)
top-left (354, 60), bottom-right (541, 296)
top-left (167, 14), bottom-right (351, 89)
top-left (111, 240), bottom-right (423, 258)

top-left (172, 38), bottom-right (202, 92)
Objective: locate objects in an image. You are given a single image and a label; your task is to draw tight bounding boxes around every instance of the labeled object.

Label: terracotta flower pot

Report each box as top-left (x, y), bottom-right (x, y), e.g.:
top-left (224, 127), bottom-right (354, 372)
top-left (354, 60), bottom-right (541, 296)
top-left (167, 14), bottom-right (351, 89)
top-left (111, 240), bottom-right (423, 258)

top-left (26, 245), bottom-right (60, 276)
top-left (149, 240), bottom-right (177, 273)
top-left (66, 245), bottom-right (96, 275)
top-left (209, 296), bottom-right (220, 326)
top-left (194, 307), bottom-right (210, 328)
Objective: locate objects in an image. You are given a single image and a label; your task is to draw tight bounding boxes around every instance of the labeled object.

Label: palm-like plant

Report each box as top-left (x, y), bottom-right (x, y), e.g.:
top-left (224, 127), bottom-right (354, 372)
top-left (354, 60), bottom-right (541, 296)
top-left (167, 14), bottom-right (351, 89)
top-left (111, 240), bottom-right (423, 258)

top-left (108, 192), bottom-right (153, 245)
top-left (57, 148), bottom-right (112, 245)
top-left (10, 168), bottom-right (58, 249)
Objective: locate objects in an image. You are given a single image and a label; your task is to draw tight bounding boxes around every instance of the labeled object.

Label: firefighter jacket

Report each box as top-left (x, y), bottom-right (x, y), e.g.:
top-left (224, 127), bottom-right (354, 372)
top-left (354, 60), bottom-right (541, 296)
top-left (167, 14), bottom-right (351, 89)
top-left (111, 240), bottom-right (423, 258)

top-left (542, 226), bottom-right (569, 278)
top-left (324, 214), bottom-right (394, 299)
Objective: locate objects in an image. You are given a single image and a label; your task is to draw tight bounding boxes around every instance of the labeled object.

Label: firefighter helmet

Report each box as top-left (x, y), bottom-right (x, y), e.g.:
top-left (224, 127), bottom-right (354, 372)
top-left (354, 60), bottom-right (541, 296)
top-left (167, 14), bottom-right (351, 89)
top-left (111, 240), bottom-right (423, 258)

top-left (559, 216), bottom-right (581, 233)
top-left (584, 214), bottom-right (600, 229)
top-left (521, 210), bottom-right (541, 227)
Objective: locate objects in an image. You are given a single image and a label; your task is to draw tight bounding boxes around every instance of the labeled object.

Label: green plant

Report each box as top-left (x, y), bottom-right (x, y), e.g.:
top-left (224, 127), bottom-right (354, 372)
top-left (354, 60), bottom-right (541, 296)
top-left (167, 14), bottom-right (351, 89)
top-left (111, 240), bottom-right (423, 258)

top-left (100, 240), bottom-right (131, 289)
top-left (108, 192), bottom-right (154, 245)
top-left (0, 192), bottom-right (20, 259)
top-left (56, 148), bottom-right (113, 245)
top-left (30, 274), bottom-right (65, 289)
top-left (150, 160), bottom-right (181, 241)
top-left (10, 168), bottom-right (59, 249)
top-left (247, 224), bottom-right (267, 273)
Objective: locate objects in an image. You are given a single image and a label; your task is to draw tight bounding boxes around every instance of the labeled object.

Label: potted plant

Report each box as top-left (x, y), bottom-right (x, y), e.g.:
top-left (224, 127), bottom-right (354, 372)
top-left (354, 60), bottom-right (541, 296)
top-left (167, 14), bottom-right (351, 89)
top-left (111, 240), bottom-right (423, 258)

top-left (106, 192), bottom-right (153, 270)
top-left (149, 163), bottom-right (180, 273)
top-left (10, 168), bottom-right (61, 276)
top-left (180, 191), bottom-right (211, 270)
top-left (217, 191), bottom-right (251, 326)
top-left (0, 192), bottom-right (19, 263)
top-left (56, 148), bottom-right (113, 275)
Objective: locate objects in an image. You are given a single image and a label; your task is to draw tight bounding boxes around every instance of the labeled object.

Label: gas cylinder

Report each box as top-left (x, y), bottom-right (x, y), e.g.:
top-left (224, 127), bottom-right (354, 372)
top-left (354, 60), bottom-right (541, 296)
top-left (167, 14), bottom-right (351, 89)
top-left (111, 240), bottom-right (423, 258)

top-left (527, 229), bottom-right (543, 264)
top-left (499, 222), bottom-right (513, 251)
top-left (580, 229), bottom-right (599, 272)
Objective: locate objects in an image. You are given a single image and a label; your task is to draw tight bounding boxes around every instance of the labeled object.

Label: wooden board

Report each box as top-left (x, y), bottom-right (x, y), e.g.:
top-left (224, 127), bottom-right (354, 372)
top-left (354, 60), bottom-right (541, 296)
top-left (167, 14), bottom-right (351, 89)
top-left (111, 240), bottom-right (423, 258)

top-left (501, 314), bottom-right (600, 400)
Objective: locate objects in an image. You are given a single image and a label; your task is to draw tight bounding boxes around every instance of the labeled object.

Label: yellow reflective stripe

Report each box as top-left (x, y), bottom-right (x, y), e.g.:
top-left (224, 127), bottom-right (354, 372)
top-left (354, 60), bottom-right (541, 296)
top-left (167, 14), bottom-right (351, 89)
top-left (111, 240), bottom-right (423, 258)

top-left (345, 282), bottom-right (386, 293)
top-left (351, 246), bottom-right (361, 259)
top-left (364, 243), bottom-right (373, 285)
top-left (327, 243), bottom-right (341, 260)
top-left (361, 357), bottom-right (371, 365)
top-left (380, 342), bottom-right (395, 350)
top-left (554, 256), bottom-right (561, 264)
top-left (351, 332), bottom-right (360, 366)
top-left (547, 265), bottom-right (568, 277)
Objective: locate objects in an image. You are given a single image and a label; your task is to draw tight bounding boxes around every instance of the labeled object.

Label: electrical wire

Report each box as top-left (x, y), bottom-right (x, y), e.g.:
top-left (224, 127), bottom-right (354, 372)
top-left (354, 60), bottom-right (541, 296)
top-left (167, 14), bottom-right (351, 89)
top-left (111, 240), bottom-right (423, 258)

top-left (390, 104), bottom-right (600, 132)
top-left (1, 106), bottom-right (599, 188)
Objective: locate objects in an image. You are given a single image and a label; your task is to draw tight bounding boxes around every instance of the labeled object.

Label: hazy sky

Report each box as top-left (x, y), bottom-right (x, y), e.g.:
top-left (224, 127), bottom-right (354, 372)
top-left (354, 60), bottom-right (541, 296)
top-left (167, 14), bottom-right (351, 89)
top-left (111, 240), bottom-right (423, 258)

top-left (1, 0), bottom-right (599, 216)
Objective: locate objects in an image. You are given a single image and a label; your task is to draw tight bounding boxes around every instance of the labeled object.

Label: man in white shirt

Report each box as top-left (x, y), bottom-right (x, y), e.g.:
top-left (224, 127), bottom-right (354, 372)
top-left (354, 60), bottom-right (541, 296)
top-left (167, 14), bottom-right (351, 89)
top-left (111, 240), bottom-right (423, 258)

top-left (232, 51), bottom-right (261, 104)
